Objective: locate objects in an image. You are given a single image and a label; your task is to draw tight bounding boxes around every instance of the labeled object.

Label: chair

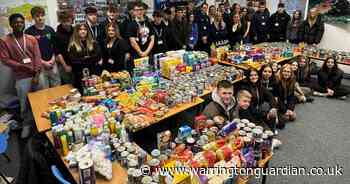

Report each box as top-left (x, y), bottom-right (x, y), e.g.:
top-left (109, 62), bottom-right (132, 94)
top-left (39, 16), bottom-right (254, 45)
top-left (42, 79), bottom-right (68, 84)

top-left (51, 165), bottom-right (72, 184)
top-left (0, 124), bottom-right (11, 184)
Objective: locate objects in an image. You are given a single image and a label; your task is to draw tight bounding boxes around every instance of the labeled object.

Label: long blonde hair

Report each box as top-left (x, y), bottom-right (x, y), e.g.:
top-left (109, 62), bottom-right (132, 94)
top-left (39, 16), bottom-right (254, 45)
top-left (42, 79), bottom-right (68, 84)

top-left (68, 23), bottom-right (94, 52)
top-left (214, 12), bottom-right (225, 30)
top-left (278, 64), bottom-right (296, 97)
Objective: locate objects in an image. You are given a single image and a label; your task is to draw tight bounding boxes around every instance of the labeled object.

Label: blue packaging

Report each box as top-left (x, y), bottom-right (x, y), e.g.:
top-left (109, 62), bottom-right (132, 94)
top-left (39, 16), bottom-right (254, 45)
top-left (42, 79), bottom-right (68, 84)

top-left (178, 125), bottom-right (192, 139)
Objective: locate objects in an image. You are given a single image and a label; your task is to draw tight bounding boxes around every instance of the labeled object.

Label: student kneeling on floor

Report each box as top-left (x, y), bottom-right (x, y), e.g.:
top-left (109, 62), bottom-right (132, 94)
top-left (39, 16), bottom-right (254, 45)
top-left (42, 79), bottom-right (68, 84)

top-left (203, 80), bottom-right (237, 121)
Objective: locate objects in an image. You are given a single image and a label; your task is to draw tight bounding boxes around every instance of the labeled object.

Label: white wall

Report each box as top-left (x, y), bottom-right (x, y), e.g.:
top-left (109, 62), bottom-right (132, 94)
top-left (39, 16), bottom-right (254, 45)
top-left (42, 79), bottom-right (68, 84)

top-left (319, 23), bottom-right (350, 52)
top-left (317, 23), bottom-right (350, 74)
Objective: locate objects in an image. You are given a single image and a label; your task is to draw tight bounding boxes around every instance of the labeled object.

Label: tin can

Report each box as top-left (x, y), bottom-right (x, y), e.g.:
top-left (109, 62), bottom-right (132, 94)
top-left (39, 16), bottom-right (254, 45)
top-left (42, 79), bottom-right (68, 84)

top-left (120, 151), bottom-right (130, 168)
top-left (128, 168), bottom-right (136, 184)
top-left (159, 154), bottom-right (168, 166)
top-left (252, 128), bottom-right (263, 139)
top-left (243, 127), bottom-right (252, 133)
top-left (132, 169), bottom-right (142, 183)
top-left (246, 133), bottom-right (253, 139)
top-left (239, 130), bottom-right (246, 137)
top-left (243, 136), bottom-right (252, 147)
top-left (191, 130), bottom-right (199, 140)
top-left (84, 129), bottom-right (91, 144)
top-left (141, 176), bottom-right (153, 184)
top-left (116, 146), bottom-right (126, 160)
top-left (186, 137), bottom-right (196, 148)
top-left (241, 119), bottom-right (250, 125)
top-left (147, 159), bottom-right (160, 174)
top-left (128, 159), bottom-right (138, 169)
top-left (248, 122), bottom-right (256, 128)
top-left (49, 111), bottom-right (58, 126)
top-left (151, 149), bottom-right (161, 159)
top-left (192, 142), bottom-right (202, 154)
top-left (138, 149), bottom-right (148, 165)
top-left (74, 128), bottom-right (84, 144)
top-left (124, 142), bottom-right (133, 148)
top-left (66, 130), bottom-right (74, 146)
top-left (199, 135), bottom-right (209, 144)
top-left (237, 123), bottom-right (245, 130)
top-left (253, 138), bottom-right (263, 151)
top-left (79, 159), bottom-right (96, 184)
top-left (152, 173), bottom-right (160, 183)
top-left (127, 145), bottom-right (136, 154)
top-left (127, 154), bottom-right (138, 162)
top-left (206, 130), bottom-right (216, 142)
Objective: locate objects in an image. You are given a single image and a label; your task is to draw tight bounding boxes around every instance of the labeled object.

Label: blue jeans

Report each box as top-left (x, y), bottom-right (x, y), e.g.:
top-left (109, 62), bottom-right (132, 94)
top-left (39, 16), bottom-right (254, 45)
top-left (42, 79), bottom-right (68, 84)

top-left (39, 62), bottom-right (61, 89)
top-left (15, 78), bottom-right (39, 126)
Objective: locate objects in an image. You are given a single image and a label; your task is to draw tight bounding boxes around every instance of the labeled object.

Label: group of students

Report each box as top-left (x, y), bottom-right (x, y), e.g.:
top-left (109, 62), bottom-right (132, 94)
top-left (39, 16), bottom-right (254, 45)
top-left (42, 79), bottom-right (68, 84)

top-left (203, 55), bottom-right (349, 147)
top-left (0, 0), bottom-right (333, 138)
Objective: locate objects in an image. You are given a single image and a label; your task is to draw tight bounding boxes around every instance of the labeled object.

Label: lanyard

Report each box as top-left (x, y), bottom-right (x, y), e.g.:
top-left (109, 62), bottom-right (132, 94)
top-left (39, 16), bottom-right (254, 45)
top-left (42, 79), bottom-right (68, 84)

top-left (13, 34), bottom-right (27, 57)
top-left (136, 20), bottom-right (146, 30)
top-left (87, 22), bottom-right (97, 38)
top-left (153, 26), bottom-right (163, 38)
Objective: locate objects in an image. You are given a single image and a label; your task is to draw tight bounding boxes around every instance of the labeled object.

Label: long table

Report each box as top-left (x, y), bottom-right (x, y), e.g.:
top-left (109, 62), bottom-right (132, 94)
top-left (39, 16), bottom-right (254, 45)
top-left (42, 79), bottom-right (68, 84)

top-left (219, 55), bottom-right (300, 71)
top-left (28, 85), bottom-right (204, 133)
top-left (28, 84), bottom-right (73, 132)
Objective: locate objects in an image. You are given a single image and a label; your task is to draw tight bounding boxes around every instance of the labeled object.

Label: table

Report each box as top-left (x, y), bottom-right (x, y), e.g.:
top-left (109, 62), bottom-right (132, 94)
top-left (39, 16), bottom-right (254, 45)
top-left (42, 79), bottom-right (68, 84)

top-left (219, 55), bottom-right (300, 71)
top-left (29, 84), bottom-right (205, 133)
top-left (28, 84), bottom-right (73, 132)
top-left (308, 56), bottom-right (350, 66)
top-left (46, 131), bottom-right (128, 184)
top-left (132, 97), bottom-right (204, 132)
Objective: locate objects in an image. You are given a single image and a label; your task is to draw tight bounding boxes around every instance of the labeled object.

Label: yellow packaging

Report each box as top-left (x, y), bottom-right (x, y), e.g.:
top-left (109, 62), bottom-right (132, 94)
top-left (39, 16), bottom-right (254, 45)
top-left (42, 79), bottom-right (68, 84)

top-left (186, 66), bottom-right (192, 73)
top-left (161, 161), bottom-right (191, 184)
top-left (60, 135), bottom-right (69, 156)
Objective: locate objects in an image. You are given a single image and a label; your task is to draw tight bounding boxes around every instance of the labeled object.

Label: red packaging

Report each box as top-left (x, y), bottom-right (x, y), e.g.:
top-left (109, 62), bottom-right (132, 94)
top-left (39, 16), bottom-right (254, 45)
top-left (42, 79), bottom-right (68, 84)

top-left (216, 139), bottom-right (226, 148)
top-left (194, 115), bottom-right (207, 132)
top-left (203, 150), bottom-right (216, 167)
top-left (221, 146), bottom-right (233, 161)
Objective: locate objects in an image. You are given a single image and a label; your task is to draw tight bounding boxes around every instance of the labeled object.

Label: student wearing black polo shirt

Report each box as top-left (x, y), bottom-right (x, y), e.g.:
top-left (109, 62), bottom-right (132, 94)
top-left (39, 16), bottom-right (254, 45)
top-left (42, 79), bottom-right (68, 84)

top-left (126, 2), bottom-right (155, 72)
top-left (56, 10), bottom-right (74, 84)
top-left (25, 6), bottom-right (61, 89)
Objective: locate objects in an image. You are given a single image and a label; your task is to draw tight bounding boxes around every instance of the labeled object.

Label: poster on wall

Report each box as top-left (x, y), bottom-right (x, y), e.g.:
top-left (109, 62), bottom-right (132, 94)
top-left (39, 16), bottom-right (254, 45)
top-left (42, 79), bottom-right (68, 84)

top-left (0, 0), bottom-right (50, 37)
top-left (284, 0), bottom-right (307, 17)
top-left (308, 0), bottom-right (350, 23)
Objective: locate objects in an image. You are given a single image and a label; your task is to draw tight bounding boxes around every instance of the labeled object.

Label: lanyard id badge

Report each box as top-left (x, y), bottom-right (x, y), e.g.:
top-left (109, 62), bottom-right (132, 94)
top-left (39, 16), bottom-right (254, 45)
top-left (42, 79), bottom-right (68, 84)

top-left (13, 35), bottom-right (31, 64)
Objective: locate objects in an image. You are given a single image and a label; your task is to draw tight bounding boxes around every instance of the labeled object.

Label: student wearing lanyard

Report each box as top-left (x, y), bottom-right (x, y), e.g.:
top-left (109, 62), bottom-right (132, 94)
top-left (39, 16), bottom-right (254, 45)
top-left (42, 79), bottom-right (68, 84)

top-left (101, 22), bottom-right (130, 72)
top-left (269, 3), bottom-right (291, 42)
top-left (0, 13), bottom-right (42, 138)
top-left (151, 10), bottom-right (168, 54)
top-left (25, 6), bottom-right (61, 89)
top-left (85, 5), bottom-right (101, 43)
top-left (126, 2), bottom-right (155, 72)
top-left (186, 12), bottom-right (198, 51)
top-left (195, 3), bottom-right (211, 54)
top-left (252, 1), bottom-right (270, 44)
